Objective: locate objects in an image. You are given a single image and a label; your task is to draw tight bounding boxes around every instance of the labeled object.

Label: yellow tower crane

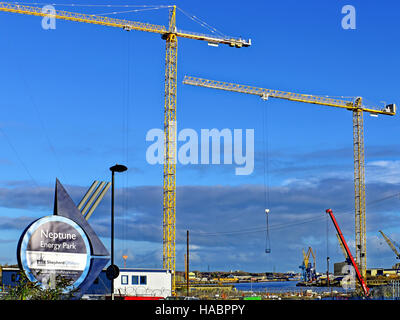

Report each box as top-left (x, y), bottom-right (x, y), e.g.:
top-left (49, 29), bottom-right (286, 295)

top-left (0, 2), bottom-right (251, 293)
top-left (183, 75), bottom-right (396, 280)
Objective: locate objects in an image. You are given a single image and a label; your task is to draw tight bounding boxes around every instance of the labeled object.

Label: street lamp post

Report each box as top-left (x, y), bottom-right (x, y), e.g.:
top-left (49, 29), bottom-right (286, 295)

top-left (109, 163), bottom-right (127, 300)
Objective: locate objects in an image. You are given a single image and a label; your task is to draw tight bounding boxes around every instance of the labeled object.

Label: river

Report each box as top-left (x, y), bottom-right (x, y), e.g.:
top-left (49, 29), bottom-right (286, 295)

top-left (230, 281), bottom-right (353, 294)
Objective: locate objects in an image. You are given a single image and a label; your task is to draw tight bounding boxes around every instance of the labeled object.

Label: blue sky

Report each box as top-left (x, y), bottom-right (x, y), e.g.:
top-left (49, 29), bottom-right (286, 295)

top-left (0, 0), bottom-right (399, 273)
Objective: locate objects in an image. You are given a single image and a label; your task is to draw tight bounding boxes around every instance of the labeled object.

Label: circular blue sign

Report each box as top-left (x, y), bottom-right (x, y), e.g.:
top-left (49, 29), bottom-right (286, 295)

top-left (18, 215), bottom-right (91, 291)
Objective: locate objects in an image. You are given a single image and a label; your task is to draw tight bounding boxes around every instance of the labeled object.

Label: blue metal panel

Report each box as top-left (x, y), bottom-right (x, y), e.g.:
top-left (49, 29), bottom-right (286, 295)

top-left (1, 269), bottom-right (20, 288)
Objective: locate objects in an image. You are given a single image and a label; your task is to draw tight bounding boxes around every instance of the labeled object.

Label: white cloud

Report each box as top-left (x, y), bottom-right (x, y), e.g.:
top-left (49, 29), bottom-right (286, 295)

top-left (0, 173), bottom-right (398, 272)
top-left (281, 177), bottom-right (319, 188)
top-left (366, 160), bottom-right (400, 184)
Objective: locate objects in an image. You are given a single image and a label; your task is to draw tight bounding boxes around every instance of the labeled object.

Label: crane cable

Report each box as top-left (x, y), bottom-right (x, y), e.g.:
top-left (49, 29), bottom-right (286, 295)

top-left (175, 6), bottom-right (226, 37)
top-left (262, 103), bottom-right (271, 253)
top-left (11, 3), bottom-right (228, 39)
top-left (10, 2), bottom-right (172, 17)
top-left (121, 28), bottom-right (132, 264)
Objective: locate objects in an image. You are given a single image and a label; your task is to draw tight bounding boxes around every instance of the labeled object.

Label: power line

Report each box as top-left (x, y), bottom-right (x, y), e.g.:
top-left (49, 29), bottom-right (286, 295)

top-left (0, 126), bottom-right (39, 188)
top-left (189, 191), bottom-right (400, 237)
top-left (2, 27), bottom-right (69, 185)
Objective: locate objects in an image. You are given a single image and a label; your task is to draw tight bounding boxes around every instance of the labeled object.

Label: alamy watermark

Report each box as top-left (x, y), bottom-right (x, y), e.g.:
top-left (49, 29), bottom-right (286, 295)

top-left (41, 4), bottom-right (56, 30)
top-left (341, 5), bottom-right (356, 30)
top-left (41, 4), bottom-right (357, 31)
top-left (341, 264), bottom-right (356, 290)
top-left (146, 125), bottom-right (254, 176)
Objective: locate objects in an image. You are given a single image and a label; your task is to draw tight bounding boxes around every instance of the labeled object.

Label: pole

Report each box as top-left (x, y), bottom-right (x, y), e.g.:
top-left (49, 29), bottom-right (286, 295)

top-left (111, 170), bottom-right (115, 300)
top-left (326, 212), bottom-right (330, 289)
top-left (186, 230), bottom-right (189, 297)
top-left (108, 163), bottom-right (127, 301)
top-left (184, 253), bottom-right (187, 281)
top-left (327, 257), bottom-right (330, 287)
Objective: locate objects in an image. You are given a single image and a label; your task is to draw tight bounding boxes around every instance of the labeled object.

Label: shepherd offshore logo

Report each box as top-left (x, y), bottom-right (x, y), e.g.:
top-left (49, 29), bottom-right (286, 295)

top-left (36, 254), bottom-right (46, 266)
top-left (146, 124), bottom-right (255, 175)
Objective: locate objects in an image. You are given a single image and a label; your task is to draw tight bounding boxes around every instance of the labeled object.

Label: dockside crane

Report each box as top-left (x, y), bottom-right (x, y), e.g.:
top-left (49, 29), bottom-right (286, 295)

top-left (0, 2), bottom-right (251, 294)
top-left (299, 248), bottom-right (310, 282)
top-left (299, 247), bottom-right (316, 282)
top-left (337, 233), bottom-right (350, 263)
top-left (183, 75), bottom-right (396, 281)
top-left (379, 230), bottom-right (400, 272)
top-left (379, 230), bottom-right (400, 259)
top-left (309, 247), bottom-right (316, 281)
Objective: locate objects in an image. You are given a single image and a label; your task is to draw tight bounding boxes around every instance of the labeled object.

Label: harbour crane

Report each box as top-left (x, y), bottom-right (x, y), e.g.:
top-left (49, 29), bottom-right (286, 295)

top-left (299, 248), bottom-right (310, 282)
top-left (309, 247), bottom-right (316, 280)
top-left (299, 247), bottom-right (316, 282)
top-left (379, 230), bottom-right (400, 272)
top-left (0, 2), bottom-right (251, 294)
top-left (183, 75), bottom-right (396, 281)
top-left (336, 233), bottom-right (350, 263)
top-left (379, 230), bottom-right (400, 259)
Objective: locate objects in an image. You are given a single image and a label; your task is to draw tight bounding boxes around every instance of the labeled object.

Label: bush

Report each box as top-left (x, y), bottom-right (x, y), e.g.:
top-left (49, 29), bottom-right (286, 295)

top-left (2, 271), bottom-right (77, 300)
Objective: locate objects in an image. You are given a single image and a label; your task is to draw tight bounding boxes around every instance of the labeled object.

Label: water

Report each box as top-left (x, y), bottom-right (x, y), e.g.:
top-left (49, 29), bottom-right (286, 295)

top-left (230, 281), bottom-right (352, 294)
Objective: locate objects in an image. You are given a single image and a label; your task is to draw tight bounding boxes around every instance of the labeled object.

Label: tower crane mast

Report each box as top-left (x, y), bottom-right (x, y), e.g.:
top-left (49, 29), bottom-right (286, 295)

top-left (0, 2), bottom-right (251, 294)
top-left (183, 75), bottom-right (396, 281)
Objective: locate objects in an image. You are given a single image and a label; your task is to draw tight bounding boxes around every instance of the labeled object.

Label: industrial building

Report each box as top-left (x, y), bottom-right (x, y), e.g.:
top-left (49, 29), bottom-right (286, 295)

top-left (334, 262), bottom-right (400, 277)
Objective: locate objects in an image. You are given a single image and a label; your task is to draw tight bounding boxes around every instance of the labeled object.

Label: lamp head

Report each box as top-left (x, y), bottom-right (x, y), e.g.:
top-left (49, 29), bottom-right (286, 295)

top-left (110, 164), bottom-right (128, 173)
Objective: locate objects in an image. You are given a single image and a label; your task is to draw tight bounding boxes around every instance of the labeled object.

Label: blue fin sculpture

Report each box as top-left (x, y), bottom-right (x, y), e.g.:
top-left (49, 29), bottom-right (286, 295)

top-left (53, 179), bottom-right (110, 299)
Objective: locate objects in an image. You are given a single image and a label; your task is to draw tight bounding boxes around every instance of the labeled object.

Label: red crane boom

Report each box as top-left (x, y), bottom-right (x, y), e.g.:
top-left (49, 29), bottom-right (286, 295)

top-left (325, 209), bottom-right (370, 297)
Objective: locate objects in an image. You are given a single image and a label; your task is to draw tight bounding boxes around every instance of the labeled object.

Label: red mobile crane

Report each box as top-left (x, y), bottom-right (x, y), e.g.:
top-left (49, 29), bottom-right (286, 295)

top-left (325, 209), bottom-right (370, 297)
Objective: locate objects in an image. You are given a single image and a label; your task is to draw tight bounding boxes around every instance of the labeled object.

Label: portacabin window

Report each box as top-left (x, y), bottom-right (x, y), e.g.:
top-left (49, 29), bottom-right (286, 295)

top-left (121, 275), bottom-right (128, 285)
top-left (132, 275), bottom-right (139, 285)
top-left (11, 273), bottom-right (20, 282)
top-left (140, 275), bottom-right (147, 285)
